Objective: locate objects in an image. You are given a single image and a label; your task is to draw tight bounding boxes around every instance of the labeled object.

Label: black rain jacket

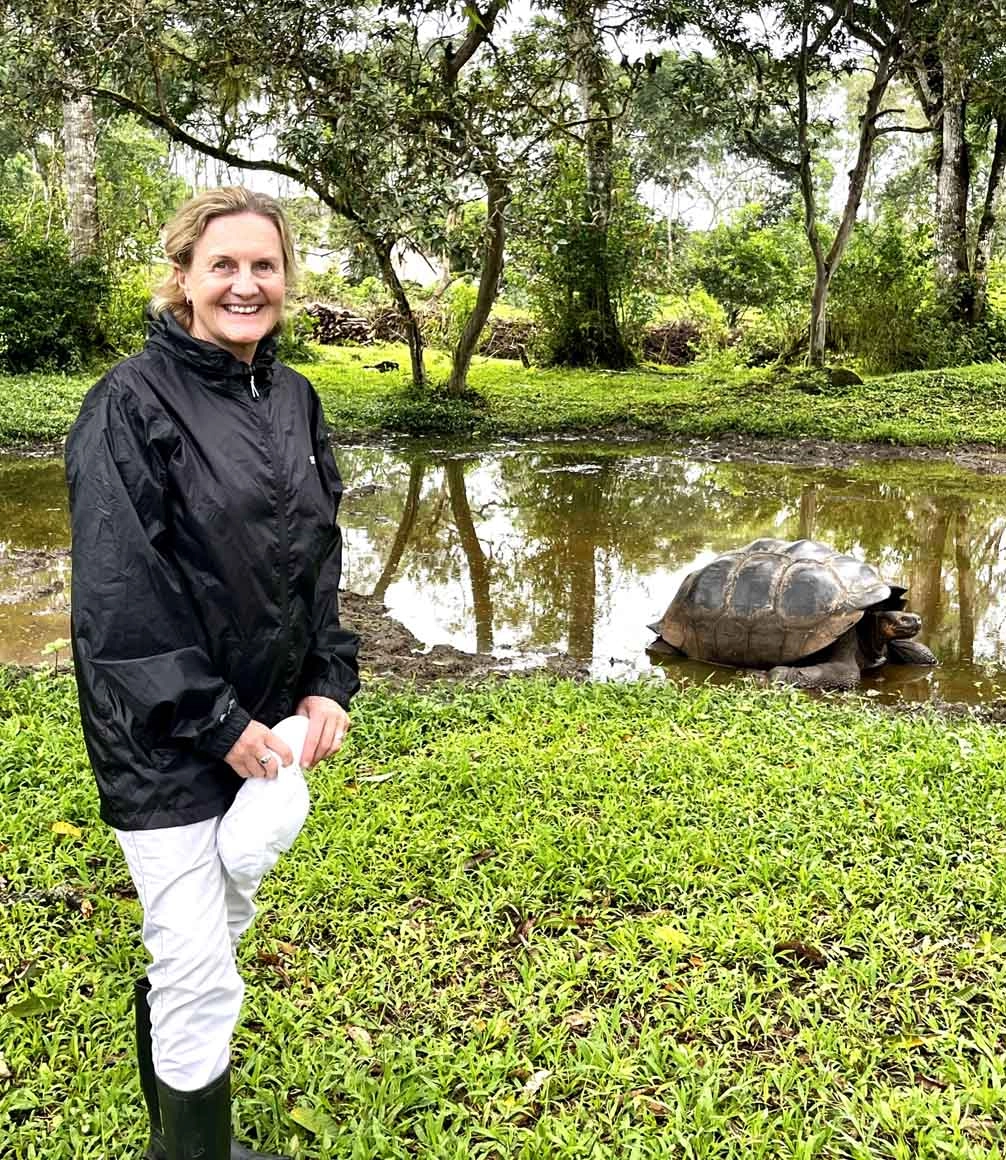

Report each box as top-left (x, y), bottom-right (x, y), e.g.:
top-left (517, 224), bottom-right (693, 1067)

top-left (66, 312), bottom-right (360, 831)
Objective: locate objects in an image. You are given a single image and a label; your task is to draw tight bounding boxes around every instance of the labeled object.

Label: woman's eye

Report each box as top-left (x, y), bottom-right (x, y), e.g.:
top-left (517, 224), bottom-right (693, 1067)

top-left (213, 259), bottom-right (233, 271)
top-left (255, 261), bottom-right (277, 273)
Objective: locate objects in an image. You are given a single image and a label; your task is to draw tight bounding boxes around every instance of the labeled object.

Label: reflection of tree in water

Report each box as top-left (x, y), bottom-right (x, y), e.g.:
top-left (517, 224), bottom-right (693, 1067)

top-left (445, 460), bottom-right (493, 652)
top-left (496, 451), bottom-right (830, 656)
top-left (372, 460), bottom-right (425, 602)
top-left (339, 448), bottom-right (501, 651)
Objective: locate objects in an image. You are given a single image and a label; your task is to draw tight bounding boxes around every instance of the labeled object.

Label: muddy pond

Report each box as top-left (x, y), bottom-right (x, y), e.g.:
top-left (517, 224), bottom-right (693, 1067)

top-left (3, 440), bottom-right (1006, 707)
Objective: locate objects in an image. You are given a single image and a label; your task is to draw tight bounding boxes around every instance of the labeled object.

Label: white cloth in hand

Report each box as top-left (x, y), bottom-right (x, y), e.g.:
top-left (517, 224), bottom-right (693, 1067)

top-left (217, 714), bottom-right (311, 891)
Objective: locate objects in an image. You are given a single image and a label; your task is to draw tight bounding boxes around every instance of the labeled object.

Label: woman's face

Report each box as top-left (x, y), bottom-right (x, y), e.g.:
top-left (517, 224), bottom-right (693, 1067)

top-left (178, 212), bottom-right (286, 363)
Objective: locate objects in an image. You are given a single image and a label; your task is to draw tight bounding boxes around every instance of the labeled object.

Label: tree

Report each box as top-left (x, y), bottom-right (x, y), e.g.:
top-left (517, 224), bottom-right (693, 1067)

top-left (639, 1), bottom-right (919, 365)
top-left (899, 0), bottom-right (1006, 321)
top-left (12, 0), bottom-right (534, 392)
top-left (548, 0), bottom-right (636, 368)
top-left (683, 204), bottom-right (808, 325)
top-left (511, 142), bottom-right (663, 361)
top-left (741, 4), bottom-right (911, 365)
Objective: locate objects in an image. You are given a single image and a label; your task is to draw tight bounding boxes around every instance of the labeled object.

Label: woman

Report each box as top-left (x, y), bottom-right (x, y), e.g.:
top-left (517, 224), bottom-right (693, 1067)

top-left (66, 187), bottom-right (360, 1159)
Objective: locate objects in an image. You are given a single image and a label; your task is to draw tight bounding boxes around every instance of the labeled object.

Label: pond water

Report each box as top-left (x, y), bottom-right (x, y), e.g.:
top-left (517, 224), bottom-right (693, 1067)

top-left (4, 442), bottom-right (1006, 705)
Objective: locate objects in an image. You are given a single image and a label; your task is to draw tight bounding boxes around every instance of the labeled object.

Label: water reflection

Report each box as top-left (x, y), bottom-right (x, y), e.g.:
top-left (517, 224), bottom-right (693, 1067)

top-left (4, 445), bottom-right (1006, 704)
top-left (336, 444), bottom-right (1006, 702)
top-left (0, 455), bottom-right (71, 664)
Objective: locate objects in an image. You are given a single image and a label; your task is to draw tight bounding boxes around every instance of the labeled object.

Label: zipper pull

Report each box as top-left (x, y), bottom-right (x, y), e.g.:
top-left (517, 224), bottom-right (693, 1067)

top-left (249, 371), bottom-right (260, 399)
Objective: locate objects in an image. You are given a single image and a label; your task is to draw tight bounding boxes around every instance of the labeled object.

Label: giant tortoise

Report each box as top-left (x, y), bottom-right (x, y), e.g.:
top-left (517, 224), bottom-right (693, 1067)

top-left (648, 538), bottom-right (937, 690)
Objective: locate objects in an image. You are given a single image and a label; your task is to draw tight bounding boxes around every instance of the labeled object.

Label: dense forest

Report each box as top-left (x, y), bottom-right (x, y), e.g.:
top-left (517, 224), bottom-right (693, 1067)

top-left (1, 1), bottom-right (1005, 387)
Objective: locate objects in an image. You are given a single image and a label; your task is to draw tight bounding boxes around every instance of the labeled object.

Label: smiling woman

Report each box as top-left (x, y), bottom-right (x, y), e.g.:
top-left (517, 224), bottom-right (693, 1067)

top-left (178, 213), bottom-right (287, 363)
top-left (64, 187), bottom-right (360, 1159)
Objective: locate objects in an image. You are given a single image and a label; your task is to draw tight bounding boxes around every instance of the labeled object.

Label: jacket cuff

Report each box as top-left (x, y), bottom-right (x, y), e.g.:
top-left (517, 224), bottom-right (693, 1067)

top-left (199, 703), bottom-right (252, 760)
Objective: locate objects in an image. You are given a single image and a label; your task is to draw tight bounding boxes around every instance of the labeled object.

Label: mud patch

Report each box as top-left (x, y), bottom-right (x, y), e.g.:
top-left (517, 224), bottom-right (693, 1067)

top-left (0, 547), bottom-right (69, 606)
top-left (676, 433), bottom-right (1006, 474)
top-left (340, 592), bottom-right (588, 685)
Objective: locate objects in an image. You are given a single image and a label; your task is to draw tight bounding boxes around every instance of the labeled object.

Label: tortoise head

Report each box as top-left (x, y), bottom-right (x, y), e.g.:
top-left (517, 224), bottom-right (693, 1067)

top-left (877, 610), bottom-right (922, 640)
top-left (857, 608), bottom-right (922, 668)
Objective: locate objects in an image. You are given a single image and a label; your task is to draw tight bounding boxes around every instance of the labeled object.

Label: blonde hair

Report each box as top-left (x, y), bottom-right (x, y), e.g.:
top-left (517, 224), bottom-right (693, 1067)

top-left (151, 187), bottom-right (297, 332)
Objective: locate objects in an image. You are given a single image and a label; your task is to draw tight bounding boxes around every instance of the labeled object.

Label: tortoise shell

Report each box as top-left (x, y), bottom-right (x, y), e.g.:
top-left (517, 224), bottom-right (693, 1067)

top-left (651, 538), bottom-right (898, 667)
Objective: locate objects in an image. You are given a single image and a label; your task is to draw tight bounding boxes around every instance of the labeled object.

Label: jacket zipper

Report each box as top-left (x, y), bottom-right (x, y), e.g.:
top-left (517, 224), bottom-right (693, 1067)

top-left (246, 368), bottom-right (291, 704)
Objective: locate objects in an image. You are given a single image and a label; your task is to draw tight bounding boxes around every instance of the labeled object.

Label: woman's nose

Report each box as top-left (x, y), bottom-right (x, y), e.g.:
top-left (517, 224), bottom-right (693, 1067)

top-left (230, 267), bottom-right (258, 295)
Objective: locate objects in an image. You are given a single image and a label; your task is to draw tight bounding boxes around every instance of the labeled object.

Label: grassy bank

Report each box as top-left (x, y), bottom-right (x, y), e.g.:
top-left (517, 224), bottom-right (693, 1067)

top-left (5, 348), bottom-right (1006, 449)
top-left (5, 669), bottom-right (1006, 1157)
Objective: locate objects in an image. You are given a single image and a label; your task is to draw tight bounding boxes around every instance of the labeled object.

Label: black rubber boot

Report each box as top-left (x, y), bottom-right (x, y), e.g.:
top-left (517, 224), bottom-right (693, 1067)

top-left (134, 976), bottom-right (291, 1160)
top-left (157, 1068), bottom-right (231, 1160)
top-left (134, 977), bottom-right (166, 1160)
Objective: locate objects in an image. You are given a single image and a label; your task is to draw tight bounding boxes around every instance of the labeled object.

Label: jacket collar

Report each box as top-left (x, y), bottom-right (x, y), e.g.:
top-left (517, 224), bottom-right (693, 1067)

top-left (145, 310), bottom-right (277, 394)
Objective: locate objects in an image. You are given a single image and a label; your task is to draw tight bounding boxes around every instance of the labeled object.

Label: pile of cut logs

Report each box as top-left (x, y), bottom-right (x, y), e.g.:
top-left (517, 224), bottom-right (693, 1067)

top-left (303, 303), bottom-right (373, 344)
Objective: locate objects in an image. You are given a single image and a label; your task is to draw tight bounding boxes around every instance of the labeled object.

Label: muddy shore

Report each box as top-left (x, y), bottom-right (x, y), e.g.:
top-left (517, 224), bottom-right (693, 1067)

top-left (12, 430), bottom-right (1006, 473)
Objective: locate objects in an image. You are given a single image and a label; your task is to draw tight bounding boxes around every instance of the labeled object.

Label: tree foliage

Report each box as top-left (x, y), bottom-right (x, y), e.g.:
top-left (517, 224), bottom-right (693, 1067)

top-left (510, 143), bottom-right (664, 364)
top-left (683, 204), bottom-right (808, 325)
top-left (0, 225), bottom-right (107, 371)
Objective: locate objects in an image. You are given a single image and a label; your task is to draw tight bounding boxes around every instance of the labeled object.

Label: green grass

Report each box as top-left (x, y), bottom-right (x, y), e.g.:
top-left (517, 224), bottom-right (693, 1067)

top-left (310, 349), bottom-right (1006, 446)
top-left (6, 348), bottom-right (1006, 448)
top-left (0, 371), bottom-right (95, 444)
top-left (6, 669), bottom-right (1006, 1156)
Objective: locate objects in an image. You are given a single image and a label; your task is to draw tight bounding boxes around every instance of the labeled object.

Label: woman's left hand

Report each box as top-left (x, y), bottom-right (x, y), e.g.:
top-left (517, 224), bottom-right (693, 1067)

top-left (295, 695), bottom-right (351, 768)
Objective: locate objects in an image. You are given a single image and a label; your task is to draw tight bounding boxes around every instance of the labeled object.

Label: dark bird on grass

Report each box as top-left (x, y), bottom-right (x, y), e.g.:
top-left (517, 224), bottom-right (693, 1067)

top-left (363, 360), bottom-right (400, 372)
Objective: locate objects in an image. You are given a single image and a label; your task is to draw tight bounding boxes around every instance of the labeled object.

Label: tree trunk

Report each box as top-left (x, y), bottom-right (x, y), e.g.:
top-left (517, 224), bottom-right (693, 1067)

top-left (447, 169), bottom-right (509, 395)
top-left (808, 262), bottom-right (830, 367)
top-left (565, 474), bottom-right (602, 659)
top-left (446, 460), bottom-right (494, 651)
top-left (789, 15), bottom-right (895, 366)
top-left (552, 0), bottom-right (633, 370)
top-left (972, 115), bottom-right (1006, 322)
top-left (934, 21), bottom-right (971, 318)
top-left (907, 502), bottom-right (950, 638)
top-left (797, 483), bottom-right (818, 541)
top-left (370, 235), bottom-right (426, 388)
top-left (62, 92), bottom-right (99, 262)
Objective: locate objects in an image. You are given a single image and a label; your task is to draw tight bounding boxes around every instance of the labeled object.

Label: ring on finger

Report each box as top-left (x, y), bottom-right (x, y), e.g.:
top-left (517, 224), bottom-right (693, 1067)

top-left (258, 753), bottom-right (273, 767)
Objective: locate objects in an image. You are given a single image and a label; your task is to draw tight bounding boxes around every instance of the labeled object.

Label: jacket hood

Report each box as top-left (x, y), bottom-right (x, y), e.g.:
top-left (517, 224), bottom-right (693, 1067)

top-left (145, 308), bottom-right (277, 393)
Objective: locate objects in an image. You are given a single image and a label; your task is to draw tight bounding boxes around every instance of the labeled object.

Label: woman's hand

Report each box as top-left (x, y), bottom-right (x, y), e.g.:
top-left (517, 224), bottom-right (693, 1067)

top-left (224, 720), bottom-right (295, 780)
top-left (295, 695), bottom-right (351, 768)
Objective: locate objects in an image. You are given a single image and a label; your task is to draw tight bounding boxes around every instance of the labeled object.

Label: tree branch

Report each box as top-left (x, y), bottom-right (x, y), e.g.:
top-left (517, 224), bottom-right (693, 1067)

top-left (445, 0), bottom-right (505, 85)
top-left (89, 85), bottom-right (360, 222)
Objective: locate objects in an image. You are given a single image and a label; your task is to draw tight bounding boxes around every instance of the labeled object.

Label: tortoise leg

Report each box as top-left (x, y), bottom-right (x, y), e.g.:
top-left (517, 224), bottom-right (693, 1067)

top-left (646, 637), bottom-right (685, 658)
top-left (767, 659), bottom-right (860, 690)
top-left (887, 639), bottom-right (938, 665)
top-left (768, 631), bottom-right (861, 691)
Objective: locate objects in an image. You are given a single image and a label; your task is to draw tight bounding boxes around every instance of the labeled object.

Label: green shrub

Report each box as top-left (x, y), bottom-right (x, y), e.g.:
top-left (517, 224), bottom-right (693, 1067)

top-left (732, 305), bottom-right (807, 366)
top-left (379, 383), bottom-right (487, 435)
top-left (658, 289), bottom-right (731, 357)
top-left (919, 307), bottom-right (1006, 369)
top-left (98, 266), bottom-right (153, 358)
top-left (422, 279), bottom-right (480, 353)
top-left (0, 226), bottom-right (109, 372)
top-left (300, 269), bottom-right (390, 309)
top-left (276, 309), bottom-right (320, 363)
top-left (683, 206), bottom-right (810, 327)
top-left (829, 214), bottom-right (931, 371)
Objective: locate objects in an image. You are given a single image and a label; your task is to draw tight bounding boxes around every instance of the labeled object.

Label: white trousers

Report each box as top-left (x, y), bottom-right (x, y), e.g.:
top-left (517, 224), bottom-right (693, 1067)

top-left (116, 815), bottom-right (258, 1091)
